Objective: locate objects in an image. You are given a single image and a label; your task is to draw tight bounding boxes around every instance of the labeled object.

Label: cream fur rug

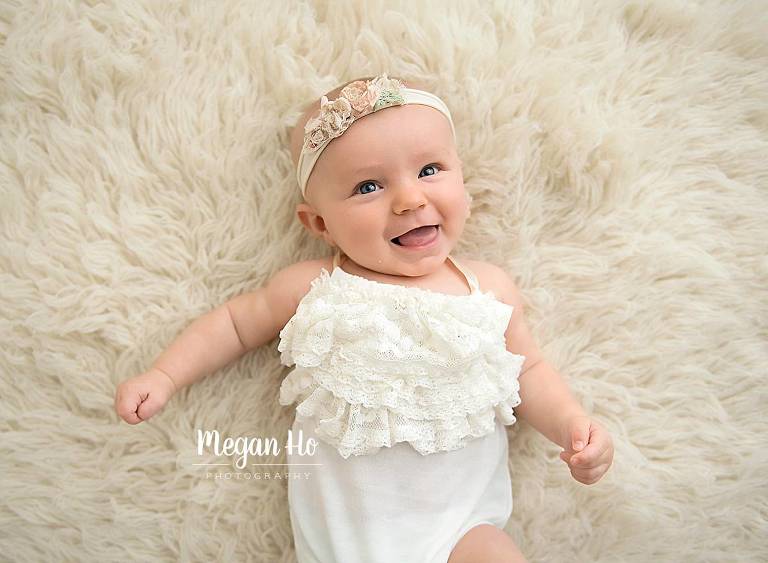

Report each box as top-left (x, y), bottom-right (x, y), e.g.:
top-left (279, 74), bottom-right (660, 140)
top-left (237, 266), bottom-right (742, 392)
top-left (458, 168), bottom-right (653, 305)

top-left (1, 1), bottom-right (766, 561)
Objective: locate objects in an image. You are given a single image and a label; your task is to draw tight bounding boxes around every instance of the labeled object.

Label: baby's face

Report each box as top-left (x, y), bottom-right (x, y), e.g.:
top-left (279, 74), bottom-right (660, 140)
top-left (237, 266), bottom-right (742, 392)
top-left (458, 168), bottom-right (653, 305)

top-left (296, 104), bottom-right (469, 277)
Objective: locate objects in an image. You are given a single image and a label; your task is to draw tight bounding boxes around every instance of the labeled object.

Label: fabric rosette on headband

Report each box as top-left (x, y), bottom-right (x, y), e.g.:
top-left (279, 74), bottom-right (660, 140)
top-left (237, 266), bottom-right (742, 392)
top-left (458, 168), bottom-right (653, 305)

top-left (302, 74), bottom-right (406, 153)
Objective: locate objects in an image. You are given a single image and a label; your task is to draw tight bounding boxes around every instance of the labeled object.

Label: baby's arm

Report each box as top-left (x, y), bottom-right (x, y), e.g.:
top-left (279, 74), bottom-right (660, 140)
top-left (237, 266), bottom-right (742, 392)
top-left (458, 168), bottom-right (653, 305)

top-left (493, 265), bottom-right (588, 446)
top-left (495, 265), bottom-right (614, 484)
top-left (114, 261), bottom-right (306, 424)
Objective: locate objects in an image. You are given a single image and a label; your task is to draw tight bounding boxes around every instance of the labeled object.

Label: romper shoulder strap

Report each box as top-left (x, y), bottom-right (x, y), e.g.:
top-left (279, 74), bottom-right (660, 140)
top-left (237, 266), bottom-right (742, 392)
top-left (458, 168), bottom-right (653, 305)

top-left (447, 255), bottom-right (480, 294)
top-left (333, 248), bottom-right (344, 269)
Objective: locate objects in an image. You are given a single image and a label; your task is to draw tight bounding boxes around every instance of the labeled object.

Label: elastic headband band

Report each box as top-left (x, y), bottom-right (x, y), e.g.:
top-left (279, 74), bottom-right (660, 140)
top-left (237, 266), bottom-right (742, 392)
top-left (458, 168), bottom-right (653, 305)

top-left (296, 73), bottom-right (456, 198)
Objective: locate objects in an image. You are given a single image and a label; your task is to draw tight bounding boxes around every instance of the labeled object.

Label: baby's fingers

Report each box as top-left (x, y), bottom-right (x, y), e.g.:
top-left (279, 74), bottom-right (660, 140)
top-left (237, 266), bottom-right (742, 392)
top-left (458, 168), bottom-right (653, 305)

top-left (115, 387), bottom-right (165, 424)
top-left (573, 431), bottom-right (613, 468)
top-left (569, 462), bottom-right (611, 486)
top-left (115, 389), bottom-right (145, 424)
top-left (135, 391), bottom-right (167, 422)
top-left (567, 443), bottom-right (605, 468)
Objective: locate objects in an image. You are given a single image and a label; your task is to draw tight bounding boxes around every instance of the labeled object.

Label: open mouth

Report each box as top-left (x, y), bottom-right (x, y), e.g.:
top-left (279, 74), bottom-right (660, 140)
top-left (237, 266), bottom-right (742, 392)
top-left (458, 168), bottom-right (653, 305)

top-left (391, 225), bottom-right (440, 246)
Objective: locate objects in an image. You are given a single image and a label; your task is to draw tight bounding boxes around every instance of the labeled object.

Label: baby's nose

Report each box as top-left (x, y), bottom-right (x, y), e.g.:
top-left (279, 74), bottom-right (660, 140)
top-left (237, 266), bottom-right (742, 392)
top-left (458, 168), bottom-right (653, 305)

top-left (391, 183), bottom-right (428, 213)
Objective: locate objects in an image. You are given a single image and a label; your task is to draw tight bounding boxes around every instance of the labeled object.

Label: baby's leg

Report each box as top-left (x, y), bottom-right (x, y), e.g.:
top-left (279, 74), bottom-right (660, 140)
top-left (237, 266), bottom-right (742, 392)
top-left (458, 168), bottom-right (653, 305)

top-left (447, 523), bottom-right (528, 563)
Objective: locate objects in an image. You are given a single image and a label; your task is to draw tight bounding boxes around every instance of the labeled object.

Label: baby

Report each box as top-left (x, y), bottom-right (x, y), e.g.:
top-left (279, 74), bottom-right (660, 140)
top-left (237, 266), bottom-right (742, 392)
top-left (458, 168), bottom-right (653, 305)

top-left (115, 74), bottom-right (614, 563)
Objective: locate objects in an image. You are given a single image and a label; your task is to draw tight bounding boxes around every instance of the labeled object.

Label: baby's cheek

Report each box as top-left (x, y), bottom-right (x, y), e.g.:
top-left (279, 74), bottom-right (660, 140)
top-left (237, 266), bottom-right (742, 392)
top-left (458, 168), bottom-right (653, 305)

top-left (447, 190), bottom-right (470, 219)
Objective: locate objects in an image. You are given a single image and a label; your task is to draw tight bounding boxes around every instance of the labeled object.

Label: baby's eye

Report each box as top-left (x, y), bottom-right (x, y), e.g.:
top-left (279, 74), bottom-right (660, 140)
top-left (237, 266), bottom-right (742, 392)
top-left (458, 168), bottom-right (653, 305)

top-left (356, 181), bottom-right (379, 195)
top-left (353, 164), bottom-right (442, 196)
top-left (419, 164), bottom-right (440, 177)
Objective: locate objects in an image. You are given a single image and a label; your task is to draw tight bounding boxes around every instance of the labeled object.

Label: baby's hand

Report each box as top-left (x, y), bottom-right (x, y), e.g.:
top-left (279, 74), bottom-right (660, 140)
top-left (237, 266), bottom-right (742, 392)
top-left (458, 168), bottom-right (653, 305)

top-left (558, 415), bottom-right (614, 485)
top-left (114, 368), bottom-right (178, 424)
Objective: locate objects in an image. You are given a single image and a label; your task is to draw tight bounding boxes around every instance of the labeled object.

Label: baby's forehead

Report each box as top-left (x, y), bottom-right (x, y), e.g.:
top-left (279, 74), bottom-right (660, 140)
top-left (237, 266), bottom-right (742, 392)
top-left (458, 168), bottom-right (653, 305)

top-left (348, 104), bottom-right (453, 143)
top-left (320, 107), bottom-right (453, 168)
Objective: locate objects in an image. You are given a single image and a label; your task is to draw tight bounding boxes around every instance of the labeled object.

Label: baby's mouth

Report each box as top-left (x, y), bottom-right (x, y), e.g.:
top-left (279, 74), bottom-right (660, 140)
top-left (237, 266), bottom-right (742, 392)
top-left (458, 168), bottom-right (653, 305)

top-left (390, 225), bottom-right (440, 246)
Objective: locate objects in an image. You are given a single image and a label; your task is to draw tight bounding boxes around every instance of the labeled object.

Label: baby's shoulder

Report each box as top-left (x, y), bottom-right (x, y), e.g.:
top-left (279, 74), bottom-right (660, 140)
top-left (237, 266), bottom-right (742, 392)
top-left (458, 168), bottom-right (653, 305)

top-left (457, 257), bottom-right (514, 304)
top-left (264, 258), bottom-right (331, 326)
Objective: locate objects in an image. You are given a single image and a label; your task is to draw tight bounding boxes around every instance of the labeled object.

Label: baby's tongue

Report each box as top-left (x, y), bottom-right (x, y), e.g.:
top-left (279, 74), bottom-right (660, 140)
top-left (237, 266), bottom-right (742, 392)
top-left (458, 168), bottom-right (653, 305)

top-left (398, 225), bottom-right (437, 247)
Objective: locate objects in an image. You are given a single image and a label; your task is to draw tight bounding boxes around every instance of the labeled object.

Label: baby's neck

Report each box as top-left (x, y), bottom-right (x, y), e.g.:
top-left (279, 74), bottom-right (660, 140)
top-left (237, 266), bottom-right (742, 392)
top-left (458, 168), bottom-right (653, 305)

top-left (336, 252), bottom-right (452, 285)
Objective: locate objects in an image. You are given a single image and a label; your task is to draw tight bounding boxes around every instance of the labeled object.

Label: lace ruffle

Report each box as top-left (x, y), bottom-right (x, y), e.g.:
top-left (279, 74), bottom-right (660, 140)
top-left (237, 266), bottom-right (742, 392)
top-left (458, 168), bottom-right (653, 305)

top-left (277, 267), bottom-right (526, 459)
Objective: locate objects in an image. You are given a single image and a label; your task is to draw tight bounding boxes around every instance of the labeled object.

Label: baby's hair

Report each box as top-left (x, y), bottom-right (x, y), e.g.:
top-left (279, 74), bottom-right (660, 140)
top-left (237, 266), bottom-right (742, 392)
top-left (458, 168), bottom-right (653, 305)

top-left (289, 75), bottom-right (429, 170)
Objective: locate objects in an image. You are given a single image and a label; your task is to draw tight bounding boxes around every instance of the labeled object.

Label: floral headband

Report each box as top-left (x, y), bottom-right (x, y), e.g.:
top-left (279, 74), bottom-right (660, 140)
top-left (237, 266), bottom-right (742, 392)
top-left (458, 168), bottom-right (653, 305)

top-left (296, 73), bottom-right (456, 198)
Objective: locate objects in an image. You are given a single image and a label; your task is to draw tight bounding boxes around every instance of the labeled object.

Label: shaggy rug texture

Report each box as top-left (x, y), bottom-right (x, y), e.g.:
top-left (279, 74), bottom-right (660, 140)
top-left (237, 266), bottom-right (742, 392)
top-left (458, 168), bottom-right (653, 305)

top-left (1, 0), bottom-right (766, 561)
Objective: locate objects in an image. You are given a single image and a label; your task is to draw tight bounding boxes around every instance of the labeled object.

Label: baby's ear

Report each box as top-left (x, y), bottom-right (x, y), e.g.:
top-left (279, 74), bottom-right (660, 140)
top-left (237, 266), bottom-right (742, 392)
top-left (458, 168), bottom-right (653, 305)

top-left (295, 201), bottom-right (329, 242)
top-left (295, 202), bottom-right (314, 231)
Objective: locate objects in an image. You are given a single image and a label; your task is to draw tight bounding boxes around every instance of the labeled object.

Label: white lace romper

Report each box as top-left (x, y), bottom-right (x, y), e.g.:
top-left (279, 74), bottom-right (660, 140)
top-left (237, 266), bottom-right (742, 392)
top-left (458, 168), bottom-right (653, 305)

top-left (277, 249), bottom-right (526, 563)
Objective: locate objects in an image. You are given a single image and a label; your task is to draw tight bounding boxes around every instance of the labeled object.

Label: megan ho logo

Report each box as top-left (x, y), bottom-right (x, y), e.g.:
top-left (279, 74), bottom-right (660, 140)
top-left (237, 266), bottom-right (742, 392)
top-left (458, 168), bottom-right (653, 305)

top-left (193, 428), bottom-right (319, 470)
